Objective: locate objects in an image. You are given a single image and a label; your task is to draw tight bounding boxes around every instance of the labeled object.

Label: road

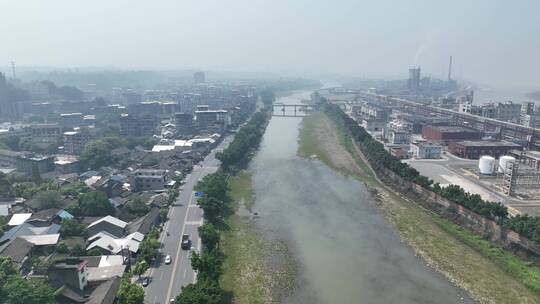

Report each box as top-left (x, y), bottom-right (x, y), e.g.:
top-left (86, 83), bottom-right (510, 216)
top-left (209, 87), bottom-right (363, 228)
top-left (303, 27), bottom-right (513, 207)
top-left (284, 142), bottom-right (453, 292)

top-left (145, 136), bottom-right (232, 304)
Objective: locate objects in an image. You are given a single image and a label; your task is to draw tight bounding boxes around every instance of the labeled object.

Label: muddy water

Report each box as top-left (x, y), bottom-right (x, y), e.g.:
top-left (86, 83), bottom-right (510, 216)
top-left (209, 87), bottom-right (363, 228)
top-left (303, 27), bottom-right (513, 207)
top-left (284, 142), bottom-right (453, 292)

top-left (249, 91), bottom-right (473, 304)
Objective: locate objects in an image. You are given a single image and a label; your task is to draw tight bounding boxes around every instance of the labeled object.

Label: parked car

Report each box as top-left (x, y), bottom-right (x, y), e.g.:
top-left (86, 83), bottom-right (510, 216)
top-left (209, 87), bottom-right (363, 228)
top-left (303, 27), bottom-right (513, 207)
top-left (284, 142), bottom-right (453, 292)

top-left (165, 255), bottom-right (172, 264)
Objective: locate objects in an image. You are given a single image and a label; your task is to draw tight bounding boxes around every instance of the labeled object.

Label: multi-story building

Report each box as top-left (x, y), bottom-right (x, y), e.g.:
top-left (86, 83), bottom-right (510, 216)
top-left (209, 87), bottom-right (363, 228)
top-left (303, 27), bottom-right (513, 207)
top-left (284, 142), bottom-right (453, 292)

top-left (174, 112), bottom-right (194, 136)
top-left (17, 155), bottom-right (55, 175)
top-left (360, 102), bottom-right (391, 121)
top-left (195, 110), bottom-right (228, 130)
top-left (63, 131), bottom-right (89, 155)
top-left (496, 101), bottom-right (521, 123)
top-left (48, 258), bottom-right (89, 291)
top-left (29, 123), bottom-right (61, 138)
top-left (0, 149), bottom-right (54, 175)
top-left (131, 169), bottom-right (166, 192)
top-left (122, 91), bottom-right (142, 105)
top-left (119, 114), bottom-right (156, 137)
top-left (60, 113), bottom-right (84, 129)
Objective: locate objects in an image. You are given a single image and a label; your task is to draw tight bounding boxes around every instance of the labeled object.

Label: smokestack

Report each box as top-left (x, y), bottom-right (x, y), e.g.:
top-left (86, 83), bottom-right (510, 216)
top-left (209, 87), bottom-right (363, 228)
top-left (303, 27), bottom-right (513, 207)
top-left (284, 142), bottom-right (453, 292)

top-left (447, 56), bottom-right (452, 82)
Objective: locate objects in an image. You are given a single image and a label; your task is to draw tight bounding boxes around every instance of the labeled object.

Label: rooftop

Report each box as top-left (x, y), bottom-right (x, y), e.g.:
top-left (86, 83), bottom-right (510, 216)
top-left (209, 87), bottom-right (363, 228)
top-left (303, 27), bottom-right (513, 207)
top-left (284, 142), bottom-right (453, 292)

top-left (8, 213), bottom-right (32, 226)
top-left (87, 216), bottom-right (128, 229)
top-left (454, 140), bottom-right (522, 147)
top-left (426, 125), bottom-right (478, 133)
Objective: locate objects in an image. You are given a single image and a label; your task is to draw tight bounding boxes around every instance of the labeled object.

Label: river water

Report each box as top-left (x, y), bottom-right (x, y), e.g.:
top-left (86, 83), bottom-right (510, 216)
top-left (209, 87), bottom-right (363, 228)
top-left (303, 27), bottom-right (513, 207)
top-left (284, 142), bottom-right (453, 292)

top-left (249, 91), bottom-right (473, 304)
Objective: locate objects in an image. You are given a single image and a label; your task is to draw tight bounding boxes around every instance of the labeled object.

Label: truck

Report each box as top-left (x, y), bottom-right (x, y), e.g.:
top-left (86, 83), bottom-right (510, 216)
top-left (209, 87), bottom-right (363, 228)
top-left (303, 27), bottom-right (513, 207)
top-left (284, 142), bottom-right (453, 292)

top-left (181, 234), bottom-right (191, 250)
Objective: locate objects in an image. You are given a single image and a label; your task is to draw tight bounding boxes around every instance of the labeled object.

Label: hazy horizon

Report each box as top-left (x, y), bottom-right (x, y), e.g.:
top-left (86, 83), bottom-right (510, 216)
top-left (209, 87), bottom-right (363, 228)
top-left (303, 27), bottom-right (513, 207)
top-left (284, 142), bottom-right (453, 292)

top-left (1, 0), bottom-right (539, 90)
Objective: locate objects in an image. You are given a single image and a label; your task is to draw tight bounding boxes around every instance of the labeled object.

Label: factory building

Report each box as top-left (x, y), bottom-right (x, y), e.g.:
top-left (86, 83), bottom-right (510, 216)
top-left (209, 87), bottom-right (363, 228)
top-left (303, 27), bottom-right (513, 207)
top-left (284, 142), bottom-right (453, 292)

top-left (421, 125), bottom-right (480, 142)
top-left (410, 141), bottom-right (442, 159)
top-left (448, 140), bottom-right (521, 159)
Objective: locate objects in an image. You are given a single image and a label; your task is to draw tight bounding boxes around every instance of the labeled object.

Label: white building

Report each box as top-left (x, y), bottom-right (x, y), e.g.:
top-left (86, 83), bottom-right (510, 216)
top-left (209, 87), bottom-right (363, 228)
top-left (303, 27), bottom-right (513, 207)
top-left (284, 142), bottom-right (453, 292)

top-left (410, 142), bottom-right (442, 159)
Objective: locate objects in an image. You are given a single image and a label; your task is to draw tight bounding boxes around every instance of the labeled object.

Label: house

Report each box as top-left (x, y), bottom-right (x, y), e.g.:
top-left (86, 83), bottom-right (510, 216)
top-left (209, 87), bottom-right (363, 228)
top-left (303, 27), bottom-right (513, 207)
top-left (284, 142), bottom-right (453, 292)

top-left (84, 255), bottom-right (126, 284)
top-left (48, 258), bottom-right (89, 291)
top-left (86, 277), bottom-right (121, 304)
top-left (0, 238), bottom-right (34, 270)
top-left (86, 231), bottom-right (144, 255)
top-left (7, 213), bottom-right (32, 226)
top-left (56, 209), bottom-right (75, 221)
top-left (128, 207), bottom-right (161, 235)
top-left (130, 169), bottom-right (166, 192)
top-left (0, 222), bottom-right (60, 246)
top-left (87, 216), bottom-right (127, 238)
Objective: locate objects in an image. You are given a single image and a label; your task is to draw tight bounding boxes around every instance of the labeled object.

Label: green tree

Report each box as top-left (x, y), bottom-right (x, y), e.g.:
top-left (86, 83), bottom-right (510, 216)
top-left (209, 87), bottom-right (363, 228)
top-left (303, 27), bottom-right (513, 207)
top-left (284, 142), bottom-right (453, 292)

top-left (141, 155), bottom-right (159, 167)
top-left (189, 250), bottom-right (223, 281)
top-left (198, 223), bottom-right (220, 251)
top-left (159, 209), bottom-right (168, 223)
top-left (132, 260), bottom-right (149, 278)
top-left (197, 197), bottom-right (225, 223)
top-left (0, 257), bottom-right (55, 304)
top-left (116, 278), bottom-right (145, 304)
top-left (55, 241), bottom-right (69, 254)
top-left (86, 248), bottom-right (103, 256)
top-left (60, 219), bottom-right (86, 237)
top-left (125, 197), bottom-right (150, 216)
top-left (174, 279), bottom-right (225, 304)
top-left (80, 139), bottom-right (113, 169)
top-left (138, 230), bottom-right (160, 264)
top-left (61, 182), bottom-right (91, 198)
top-left (0, 172), bottom-right (12, 198)
top-left (68, 191), bottom-right (114, 216)
top-left (3, 277), bottom-right (55, 304)
top-left (33, 190), bottom-right (62, 210)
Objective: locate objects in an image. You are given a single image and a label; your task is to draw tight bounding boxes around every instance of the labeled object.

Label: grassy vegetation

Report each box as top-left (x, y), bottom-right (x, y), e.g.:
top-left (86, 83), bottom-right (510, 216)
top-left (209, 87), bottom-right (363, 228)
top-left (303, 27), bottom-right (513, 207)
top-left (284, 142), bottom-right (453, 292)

top-left (298, 111), bottom-right (540, 304)
top-left (433, 215), bottom-right (540, 294)
top-left (220, 171), bottom-right (273, 304)
top-left (298, 113), bottom-right (359, 178)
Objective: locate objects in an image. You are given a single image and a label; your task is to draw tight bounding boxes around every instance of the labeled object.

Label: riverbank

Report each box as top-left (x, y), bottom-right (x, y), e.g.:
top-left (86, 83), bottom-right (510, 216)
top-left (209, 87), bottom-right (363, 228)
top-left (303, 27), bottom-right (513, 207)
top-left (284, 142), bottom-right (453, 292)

top-left (298, 112), bottom-right (540, 304)
top-left (220, 170), bottom-right (297, 304)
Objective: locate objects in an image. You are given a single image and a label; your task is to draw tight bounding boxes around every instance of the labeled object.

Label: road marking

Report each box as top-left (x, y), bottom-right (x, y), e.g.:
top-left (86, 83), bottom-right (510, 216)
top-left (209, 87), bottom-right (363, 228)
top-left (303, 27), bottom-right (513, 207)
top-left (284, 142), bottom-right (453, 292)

top-left (183, 269), bottom-right (187, 278)
top-left (185, 220), bottom-right (203, 225)
top-left (165, 191), bottom-right (194, 302)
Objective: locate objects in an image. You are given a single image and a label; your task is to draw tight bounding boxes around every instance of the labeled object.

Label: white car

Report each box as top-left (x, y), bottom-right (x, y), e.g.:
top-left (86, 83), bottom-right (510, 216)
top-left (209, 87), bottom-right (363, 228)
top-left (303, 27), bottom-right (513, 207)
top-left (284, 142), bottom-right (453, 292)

top-left (165, 255), bottom-right (172, 264)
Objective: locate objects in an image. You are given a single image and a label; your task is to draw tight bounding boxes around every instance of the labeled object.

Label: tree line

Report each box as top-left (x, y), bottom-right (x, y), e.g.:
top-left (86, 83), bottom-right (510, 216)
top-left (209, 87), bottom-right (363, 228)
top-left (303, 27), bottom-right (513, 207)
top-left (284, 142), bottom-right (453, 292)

top-left (216, 111), bottom-right (270, 172)
top-left (321, 101), bottom-right (540, 245)
top-left (176, 108), bottom-right (270, 303)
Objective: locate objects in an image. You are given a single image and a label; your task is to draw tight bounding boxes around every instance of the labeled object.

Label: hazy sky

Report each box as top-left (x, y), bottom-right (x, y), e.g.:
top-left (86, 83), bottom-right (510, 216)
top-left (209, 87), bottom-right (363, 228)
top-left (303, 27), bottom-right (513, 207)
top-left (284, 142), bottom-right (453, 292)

top-left (1, 0), bottom-right (539, 90)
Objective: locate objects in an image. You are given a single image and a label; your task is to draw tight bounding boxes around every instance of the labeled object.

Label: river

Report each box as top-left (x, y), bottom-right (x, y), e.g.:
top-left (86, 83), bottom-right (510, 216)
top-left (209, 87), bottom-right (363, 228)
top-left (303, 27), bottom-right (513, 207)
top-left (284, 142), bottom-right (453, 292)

top-left (248, 91), bottom-right (473, 304)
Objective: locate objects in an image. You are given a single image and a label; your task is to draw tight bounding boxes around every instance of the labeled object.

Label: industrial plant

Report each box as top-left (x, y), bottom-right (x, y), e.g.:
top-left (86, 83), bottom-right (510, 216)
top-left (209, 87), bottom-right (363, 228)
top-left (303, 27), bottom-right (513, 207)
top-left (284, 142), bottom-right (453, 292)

top-left (320, 59), bottom-right (540, 215)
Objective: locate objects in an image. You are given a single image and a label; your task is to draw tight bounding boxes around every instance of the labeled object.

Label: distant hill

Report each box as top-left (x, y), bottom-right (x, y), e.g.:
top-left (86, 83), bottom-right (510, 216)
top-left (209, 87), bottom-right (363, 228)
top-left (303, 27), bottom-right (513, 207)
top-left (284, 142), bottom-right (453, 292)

top-left (526, 91), bottom-right (540, 101)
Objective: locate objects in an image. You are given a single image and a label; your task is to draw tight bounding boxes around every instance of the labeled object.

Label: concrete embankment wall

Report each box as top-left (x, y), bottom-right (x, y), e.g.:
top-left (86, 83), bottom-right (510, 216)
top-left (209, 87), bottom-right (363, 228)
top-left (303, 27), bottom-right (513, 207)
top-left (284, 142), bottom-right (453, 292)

top-left (377, 166), bottom-right (540, 264)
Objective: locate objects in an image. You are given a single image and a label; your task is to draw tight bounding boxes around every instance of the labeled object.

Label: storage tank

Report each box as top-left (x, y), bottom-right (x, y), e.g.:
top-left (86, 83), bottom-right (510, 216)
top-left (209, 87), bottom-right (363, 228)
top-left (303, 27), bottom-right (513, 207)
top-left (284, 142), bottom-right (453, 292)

top-left (498, 156), bottom-right (516, 173)
top-left (478, 156), bottom-right (495, 175)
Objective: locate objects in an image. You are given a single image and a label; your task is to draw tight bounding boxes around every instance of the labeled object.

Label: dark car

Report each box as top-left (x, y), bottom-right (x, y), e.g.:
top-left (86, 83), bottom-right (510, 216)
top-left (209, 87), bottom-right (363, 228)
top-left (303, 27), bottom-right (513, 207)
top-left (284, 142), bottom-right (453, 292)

top-left (181, 234), bottom-right (191, 250)
top-left (142, 277), bottom-right (149, 287)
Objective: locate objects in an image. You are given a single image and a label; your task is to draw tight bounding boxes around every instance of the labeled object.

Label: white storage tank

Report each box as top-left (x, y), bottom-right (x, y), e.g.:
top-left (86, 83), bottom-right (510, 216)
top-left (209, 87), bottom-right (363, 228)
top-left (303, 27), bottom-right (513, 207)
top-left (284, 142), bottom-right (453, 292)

top-left (498, 155), bottom-right (516, 173)
top-left (478, 156), bottom-right (495, 175)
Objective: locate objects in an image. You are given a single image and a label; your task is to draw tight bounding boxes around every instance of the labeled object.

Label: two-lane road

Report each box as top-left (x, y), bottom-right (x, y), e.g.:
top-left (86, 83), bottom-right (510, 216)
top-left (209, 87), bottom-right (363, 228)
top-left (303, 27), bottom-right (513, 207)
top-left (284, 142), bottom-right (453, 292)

top-left (145, 136), bottom-right (232, 304)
